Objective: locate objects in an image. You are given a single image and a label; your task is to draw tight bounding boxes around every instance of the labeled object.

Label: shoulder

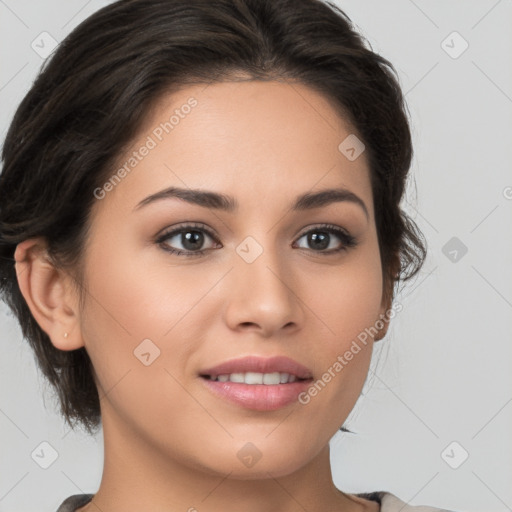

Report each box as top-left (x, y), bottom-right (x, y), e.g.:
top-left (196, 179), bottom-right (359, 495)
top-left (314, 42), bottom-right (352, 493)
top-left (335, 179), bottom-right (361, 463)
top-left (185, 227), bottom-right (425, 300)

top-left (56, 493), bottom-right (94, 512)
top-left (356, 491), bottom-right (456, 512)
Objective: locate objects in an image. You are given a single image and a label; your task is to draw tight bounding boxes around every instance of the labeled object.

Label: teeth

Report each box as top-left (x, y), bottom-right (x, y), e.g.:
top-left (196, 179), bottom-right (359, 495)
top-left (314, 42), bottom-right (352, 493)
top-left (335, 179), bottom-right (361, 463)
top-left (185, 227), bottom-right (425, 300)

top-left (210, 372), bottom-right (300, 384)
top-left (246, 372), bottom-right (263, 384)
top-left (262, 372), bottom-right (280, 385)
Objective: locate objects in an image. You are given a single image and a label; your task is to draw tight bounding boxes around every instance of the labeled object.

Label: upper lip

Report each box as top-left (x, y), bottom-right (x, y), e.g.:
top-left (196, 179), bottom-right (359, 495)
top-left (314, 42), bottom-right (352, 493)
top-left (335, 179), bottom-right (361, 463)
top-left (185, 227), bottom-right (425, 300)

top-left (200, 356), bottom-right (313, 380)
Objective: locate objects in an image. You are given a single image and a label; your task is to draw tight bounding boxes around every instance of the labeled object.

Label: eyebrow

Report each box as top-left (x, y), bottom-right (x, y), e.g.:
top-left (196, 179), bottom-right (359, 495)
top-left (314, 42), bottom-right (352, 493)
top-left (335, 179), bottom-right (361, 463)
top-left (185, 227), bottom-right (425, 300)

top-left (133, 186), bottom-right (369, 219)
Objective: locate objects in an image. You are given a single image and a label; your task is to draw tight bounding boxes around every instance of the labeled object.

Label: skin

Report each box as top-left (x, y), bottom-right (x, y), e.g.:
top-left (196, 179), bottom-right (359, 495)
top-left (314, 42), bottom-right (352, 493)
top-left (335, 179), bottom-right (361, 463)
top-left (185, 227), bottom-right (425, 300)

top-left (14, 80), bottom-right (395, 512)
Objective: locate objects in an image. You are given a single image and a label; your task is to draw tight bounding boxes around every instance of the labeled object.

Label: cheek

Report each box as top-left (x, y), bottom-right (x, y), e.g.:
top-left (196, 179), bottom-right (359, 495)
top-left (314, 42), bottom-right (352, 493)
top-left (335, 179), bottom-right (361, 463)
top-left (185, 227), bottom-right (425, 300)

top-left (297, 244), bottom-right (383, 419)
top-left (305, 245), bottom-right (383, 349)
top-left (80, 235), bottom-right (218, 340)
top-left (78, 255), bottom-right (211, 444)
top-left (77, 240), bottom-right (220, 410)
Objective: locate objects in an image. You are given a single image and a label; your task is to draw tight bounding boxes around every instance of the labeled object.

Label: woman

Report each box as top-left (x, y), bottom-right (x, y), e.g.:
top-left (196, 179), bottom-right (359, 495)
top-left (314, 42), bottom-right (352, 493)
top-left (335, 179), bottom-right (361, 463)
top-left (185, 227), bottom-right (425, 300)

top-left (0, 0), bottom-right (454, 510)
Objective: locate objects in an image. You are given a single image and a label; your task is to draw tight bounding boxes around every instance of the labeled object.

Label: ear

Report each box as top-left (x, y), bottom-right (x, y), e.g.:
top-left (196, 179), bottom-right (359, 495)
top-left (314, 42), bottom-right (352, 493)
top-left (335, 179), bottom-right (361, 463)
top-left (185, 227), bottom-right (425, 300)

top-left (374, 252), bottom-right (400, 342)
top-left (14, 238), bottom-right (85, 351)
top-left (374, 294), bottom-right (392, 342)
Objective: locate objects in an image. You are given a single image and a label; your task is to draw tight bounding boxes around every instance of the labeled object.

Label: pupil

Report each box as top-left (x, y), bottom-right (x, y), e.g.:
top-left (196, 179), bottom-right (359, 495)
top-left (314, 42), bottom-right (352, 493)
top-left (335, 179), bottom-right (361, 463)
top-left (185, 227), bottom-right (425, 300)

top-left (309, 232), bottom-right (329, 250)
top-left (182, 231), bottom-right (203, 250)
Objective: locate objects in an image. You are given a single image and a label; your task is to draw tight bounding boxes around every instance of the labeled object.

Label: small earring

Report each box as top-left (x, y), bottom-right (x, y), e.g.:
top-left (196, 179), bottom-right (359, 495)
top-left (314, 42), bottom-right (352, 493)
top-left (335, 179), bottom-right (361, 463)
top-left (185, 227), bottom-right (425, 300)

top-left (64, 332), bottom-right (68, 338)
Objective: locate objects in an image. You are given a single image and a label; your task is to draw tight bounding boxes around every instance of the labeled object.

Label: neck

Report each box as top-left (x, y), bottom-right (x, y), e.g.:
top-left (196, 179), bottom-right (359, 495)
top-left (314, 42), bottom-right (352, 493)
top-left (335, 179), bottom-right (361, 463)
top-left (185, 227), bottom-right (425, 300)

top-left (80, 408), bottom-right (372, 512)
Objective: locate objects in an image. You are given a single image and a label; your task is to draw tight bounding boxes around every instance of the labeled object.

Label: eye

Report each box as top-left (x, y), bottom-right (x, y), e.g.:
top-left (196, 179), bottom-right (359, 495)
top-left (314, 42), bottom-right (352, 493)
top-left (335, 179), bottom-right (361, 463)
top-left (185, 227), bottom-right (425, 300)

top-left (156, 223), bottom-right (220, 257)
top-left (293, 224), bottom-right (357, 254)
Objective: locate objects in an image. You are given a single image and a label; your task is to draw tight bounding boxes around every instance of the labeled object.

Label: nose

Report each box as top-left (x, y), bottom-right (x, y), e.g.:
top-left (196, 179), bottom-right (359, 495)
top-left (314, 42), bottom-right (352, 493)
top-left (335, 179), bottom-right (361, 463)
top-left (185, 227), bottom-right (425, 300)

top-left (223, 242), bottom-right (304, 337)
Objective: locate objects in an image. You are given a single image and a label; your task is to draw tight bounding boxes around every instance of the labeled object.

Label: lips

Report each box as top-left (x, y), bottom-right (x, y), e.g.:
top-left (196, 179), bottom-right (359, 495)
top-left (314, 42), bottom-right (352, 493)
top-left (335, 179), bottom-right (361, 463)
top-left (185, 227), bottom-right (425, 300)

top-left (199, 356), bottom-right (313, 411)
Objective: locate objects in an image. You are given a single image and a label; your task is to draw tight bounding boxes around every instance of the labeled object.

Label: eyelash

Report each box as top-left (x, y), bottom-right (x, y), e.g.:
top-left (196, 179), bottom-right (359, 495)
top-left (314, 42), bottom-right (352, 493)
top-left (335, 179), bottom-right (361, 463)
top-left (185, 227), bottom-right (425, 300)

top-left (155, 222), bottom-right (358, 258)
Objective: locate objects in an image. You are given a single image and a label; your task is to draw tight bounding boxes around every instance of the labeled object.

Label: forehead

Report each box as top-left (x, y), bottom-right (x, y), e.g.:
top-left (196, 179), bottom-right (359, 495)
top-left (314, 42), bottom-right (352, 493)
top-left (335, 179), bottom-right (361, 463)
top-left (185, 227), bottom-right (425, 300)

top-left (90, 80), bottom-right (373, 220)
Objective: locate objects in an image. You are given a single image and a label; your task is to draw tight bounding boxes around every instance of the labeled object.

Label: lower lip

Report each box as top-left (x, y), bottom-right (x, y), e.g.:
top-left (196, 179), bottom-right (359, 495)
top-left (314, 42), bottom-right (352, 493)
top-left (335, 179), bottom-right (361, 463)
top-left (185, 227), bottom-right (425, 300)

top-left (200, 378), bottom-right (311, 411)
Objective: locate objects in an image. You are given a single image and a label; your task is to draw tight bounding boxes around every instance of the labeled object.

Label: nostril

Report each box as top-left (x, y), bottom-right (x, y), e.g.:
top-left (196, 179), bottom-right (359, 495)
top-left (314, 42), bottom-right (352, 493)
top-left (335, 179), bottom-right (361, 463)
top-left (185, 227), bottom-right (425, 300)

top-left (240, 322), bottom-right (258, 328)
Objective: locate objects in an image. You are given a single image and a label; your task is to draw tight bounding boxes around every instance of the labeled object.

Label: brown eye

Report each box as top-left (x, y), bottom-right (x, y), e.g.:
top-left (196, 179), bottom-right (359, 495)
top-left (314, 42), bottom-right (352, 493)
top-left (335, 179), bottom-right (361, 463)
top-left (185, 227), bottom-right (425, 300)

top-left (294, 225), bottom-right (357, 253)
top-left (156, 223), bottom-right (220, 257)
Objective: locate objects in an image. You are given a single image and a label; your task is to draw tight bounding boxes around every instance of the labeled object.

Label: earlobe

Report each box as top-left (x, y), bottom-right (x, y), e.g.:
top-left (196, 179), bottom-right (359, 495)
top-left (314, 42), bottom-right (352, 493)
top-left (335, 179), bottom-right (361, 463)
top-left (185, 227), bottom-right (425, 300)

top-left (374, 279), bottom-right (395, 342)
top-left (373, 303), bottom-right (394, 342)
top-left (374, 308), bottom-right (390, 342)
top-left (14, 238), bottom-right (84, 351)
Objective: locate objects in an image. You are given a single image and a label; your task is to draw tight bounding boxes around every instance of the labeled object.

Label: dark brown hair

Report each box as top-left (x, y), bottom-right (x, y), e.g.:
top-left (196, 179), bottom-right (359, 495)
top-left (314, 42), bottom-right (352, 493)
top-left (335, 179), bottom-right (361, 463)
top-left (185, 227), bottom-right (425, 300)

top-left (0, 0), bottom-right (426, 435)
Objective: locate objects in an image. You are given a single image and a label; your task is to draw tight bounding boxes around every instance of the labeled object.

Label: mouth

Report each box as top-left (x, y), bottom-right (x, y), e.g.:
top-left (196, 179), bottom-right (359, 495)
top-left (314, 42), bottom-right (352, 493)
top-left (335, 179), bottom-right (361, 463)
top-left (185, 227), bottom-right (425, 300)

top-left (201, 372), bottom-right (308, 385)
top-left (199, 356), bottom-right (313, 411)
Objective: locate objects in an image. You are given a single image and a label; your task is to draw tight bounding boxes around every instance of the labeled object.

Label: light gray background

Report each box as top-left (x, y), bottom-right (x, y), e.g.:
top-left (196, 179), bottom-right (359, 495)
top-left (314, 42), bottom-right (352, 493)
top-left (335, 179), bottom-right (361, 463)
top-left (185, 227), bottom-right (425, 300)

top-left (1, 1), bottom-right (511, 511)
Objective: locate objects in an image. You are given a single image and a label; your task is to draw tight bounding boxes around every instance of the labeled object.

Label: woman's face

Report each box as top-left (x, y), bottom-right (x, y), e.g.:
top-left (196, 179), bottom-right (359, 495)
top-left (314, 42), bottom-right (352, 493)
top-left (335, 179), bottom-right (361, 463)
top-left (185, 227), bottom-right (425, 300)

top-left (77, 80), bottom-right (389, 477)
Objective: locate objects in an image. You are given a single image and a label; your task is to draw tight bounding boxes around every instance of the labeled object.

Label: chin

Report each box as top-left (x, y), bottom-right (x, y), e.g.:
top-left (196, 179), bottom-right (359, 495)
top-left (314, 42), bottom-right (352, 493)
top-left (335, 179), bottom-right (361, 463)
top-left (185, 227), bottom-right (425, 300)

top-left (188, 437), bottom-right (320, 481)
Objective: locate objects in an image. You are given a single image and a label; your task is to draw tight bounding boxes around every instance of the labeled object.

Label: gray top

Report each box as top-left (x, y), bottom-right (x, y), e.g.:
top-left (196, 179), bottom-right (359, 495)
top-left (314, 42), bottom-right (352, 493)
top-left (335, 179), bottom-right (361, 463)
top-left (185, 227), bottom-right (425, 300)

top-left (56, 492), bottom-right (455, 511)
